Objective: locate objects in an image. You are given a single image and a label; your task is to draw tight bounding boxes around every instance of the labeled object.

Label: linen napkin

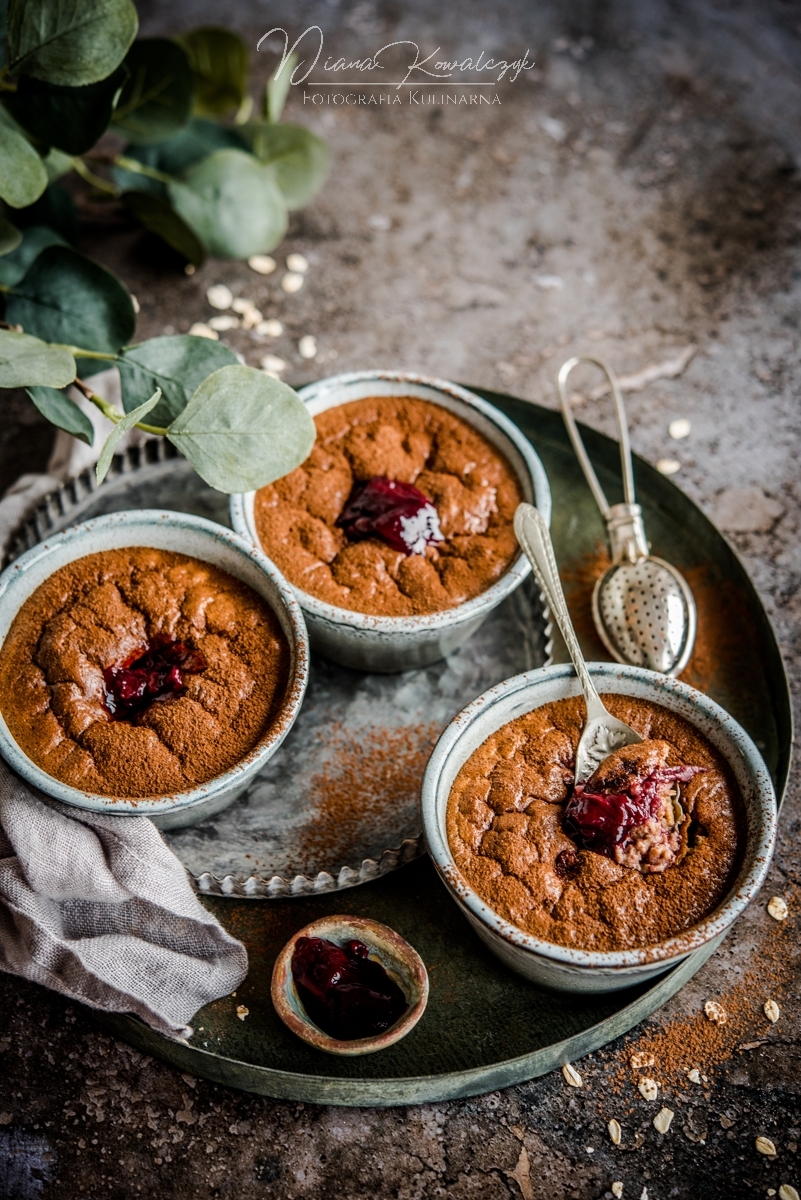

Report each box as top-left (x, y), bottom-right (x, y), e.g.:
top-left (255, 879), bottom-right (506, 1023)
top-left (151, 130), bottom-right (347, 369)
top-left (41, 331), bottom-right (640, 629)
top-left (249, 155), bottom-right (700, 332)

top-left (0, 758), bottom-right (248, 1038)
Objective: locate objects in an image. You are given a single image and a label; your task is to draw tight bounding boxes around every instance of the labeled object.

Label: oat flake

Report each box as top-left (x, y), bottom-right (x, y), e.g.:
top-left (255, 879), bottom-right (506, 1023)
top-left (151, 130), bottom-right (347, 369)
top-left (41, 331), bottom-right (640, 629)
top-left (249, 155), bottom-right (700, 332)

top-left (608, 1119), bottom-right (622, 1145)
top-left (704, 999), bottom-right (727, 1025)
top-left (206, 284), bottom-right (233, 310)
top-left (768, 896), bottom-right (789, 921)
top-left (653, 1107), bottom-right (674, 1134)
top-left (562, 1062), bottom-right (582, 1088)
top-left (779, 1186), bottom-right (800, 1200)
top-left (630, 1051), bottom-right (655, 1069)
top-left (248, 255), bottom-right (277, 275)
top-left (287, 253), bottom-right (309, 273)
top-left (764, 999), bottom-right (781, 1023)
top-left (208, 315), bottom-right (240, 332)
top-left (611, 1184), bottom-right (623, 1199)
top-left (281, 271), bottom-right (304, 293)
top-left (687, 1068), bottom-right (702, 1084)
top-left (188, 323), bottom-right (219, 340)
top-left (236, 1005), bottom-right (249, 1021)
top-left (756, 1136), bottom-right (777, 1157)
top-left (299, 335), bottom-right (317, 359)
top-left (638, 1077), bottom-right (659, 1101)
top-left (669, 418), bottom-right (691, 439)
top-left (657, 458), bottom-right (681, 476)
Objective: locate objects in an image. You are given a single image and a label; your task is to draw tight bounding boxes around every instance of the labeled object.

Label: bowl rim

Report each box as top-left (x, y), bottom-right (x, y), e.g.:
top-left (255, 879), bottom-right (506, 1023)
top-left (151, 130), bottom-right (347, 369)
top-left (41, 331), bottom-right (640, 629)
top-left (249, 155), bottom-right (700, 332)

top-left (0, 509), bottom-right (310, 817)
top-left (422, 662), bottom-right (777, 970)
top-left (229, 369), bottom-right (552, 632)
top-left (270, 913), bottom-right (430, 1055)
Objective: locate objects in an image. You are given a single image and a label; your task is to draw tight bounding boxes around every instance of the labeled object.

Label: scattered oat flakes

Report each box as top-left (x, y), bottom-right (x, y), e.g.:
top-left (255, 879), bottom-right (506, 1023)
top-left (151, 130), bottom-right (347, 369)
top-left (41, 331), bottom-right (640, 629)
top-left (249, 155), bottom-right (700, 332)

top-left (236, 1005), bottom-right (249, 1021)
top-left (208, 315), bottom-right (240, 332)
top-left (254, 319), bottom-right (284, 338)
top-left (299, 335), bottom-right (317, 359)
top-left (638, 1077), bottom-right (659, 1101)
top-left (611, 1185), bottom-right (623, 1199)
top-left (704, 999), bottom-right (727, 1025)
top-left (764, 999), bottom-right (781, 1023)
top-left (768, 896), bottom-right (788, 921)
top-left (189, 323), bottom-right (219, 340)
top-left (687, 1069), bottom-right (702, 1084)
top-left (561, 1062), bottom-right (582, 1088)
top-left (206, 284), bottom-right (233, 310)
top-left (756, 1136), bottom-right (777, 1157)
top-left (281, 271), bottom-right (304, 293)
top-left (653, 1107), bottom-right (674, 1134)
top-left (657, 458), bottom-right (681, 476)
top-left (669, 418), bottom-right (691, 439)
top-left (779, 1186), bottom-right (800, 1200)
top-left (248, 255), bottom-right (277, 275)
top-left (232, 298), bottom-right (256, 315)
top-left (287, 253), bottom-right (309, 273)
top-left (630, 1051), bottom-right (655, 1069)
top-left (260, 354), bottom-right (287, 375)
top-left (131, 294), bottom-right (140, 314)
top-left (608, 1119), bottom-right (622, 1145)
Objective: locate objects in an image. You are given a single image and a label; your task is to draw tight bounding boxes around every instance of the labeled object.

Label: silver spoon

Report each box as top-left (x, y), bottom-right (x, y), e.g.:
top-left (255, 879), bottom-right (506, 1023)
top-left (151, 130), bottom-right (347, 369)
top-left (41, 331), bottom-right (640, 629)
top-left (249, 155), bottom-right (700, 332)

top-left (556, 356), bottom-right (697, 676)
top-left (513, 503), bottom-right (641, 783)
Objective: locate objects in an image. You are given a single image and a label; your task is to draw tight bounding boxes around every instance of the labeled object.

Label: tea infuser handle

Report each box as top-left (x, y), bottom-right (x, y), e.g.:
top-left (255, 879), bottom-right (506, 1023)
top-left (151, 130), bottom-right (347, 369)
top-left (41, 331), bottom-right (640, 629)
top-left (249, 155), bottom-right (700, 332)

top-left (556, 356), bottom-right (636, 518)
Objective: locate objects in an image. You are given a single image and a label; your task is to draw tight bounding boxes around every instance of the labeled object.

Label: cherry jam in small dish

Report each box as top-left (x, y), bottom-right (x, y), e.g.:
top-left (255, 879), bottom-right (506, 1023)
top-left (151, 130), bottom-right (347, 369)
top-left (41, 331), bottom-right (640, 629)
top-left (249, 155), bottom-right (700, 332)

top-left (291, 935), bottom-right (408, 1040)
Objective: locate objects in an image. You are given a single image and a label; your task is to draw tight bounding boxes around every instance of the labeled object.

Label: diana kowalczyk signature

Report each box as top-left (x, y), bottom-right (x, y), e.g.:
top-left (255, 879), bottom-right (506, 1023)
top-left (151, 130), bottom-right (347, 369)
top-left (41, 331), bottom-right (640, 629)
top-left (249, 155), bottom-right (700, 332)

top-left (256, 26), bottom-right (535, 88)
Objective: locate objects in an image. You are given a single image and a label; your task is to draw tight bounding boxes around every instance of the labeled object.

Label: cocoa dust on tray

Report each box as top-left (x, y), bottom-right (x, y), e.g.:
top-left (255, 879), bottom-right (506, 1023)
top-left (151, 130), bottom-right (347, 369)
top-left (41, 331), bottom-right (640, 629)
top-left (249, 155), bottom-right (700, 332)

top-left (253, 394), bottom-right (523, 618)
top-left (0, 548), bottom-right (290, 798)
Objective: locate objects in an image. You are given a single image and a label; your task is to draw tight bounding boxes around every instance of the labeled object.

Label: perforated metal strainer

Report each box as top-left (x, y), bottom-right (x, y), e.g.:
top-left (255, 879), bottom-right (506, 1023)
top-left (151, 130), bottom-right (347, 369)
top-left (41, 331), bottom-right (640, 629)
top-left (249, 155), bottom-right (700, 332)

top-left (557, 356), bottom-right (697, 676)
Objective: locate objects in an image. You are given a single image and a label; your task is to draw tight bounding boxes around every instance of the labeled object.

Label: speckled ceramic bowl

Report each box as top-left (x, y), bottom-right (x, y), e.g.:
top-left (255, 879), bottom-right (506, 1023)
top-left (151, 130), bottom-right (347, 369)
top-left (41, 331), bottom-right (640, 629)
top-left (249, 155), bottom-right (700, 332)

top-left (271, 914), bottom-right (429, 1055)
top-left (230, 370), bottom-right (551, 672)
top-left (0, 510), bottom-right (309, 829)
top-left (422, 663), bottom-right (777, 994)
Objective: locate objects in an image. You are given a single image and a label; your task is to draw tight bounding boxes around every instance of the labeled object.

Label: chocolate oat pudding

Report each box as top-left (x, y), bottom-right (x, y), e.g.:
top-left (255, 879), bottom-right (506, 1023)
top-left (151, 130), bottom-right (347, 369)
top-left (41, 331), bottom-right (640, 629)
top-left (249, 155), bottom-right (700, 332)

top-left (446, 695), bottom-right (745, 951)
top-left (253, 395), bottom-right (523, 617)
top-left (0, 548), bottom-right (290, 798)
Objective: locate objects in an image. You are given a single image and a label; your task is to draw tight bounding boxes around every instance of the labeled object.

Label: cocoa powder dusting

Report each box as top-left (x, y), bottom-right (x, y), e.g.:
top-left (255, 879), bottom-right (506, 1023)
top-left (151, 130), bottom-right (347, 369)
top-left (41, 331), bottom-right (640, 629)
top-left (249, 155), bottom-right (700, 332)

top-left (254, 395), bottom-right (523, 617)
top-left (0, 548), bottom-right (290, 798)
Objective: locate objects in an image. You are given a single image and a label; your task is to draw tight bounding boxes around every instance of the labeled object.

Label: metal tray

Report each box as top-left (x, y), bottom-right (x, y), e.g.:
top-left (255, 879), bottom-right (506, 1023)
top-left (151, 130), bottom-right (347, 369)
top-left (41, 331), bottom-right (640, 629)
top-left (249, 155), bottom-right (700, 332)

top-left (11, 389), bottom-right (792, 1106)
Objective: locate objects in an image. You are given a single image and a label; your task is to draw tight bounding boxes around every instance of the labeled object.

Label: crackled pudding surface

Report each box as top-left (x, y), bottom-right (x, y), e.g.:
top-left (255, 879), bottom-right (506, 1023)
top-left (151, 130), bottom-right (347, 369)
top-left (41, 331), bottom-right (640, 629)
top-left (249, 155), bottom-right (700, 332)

top-left (0, 548), bottom-right (290, 798)
top-left (446, 695), bottom-right (745, 952)
top-left (253, 395), bottom-right (524, 617)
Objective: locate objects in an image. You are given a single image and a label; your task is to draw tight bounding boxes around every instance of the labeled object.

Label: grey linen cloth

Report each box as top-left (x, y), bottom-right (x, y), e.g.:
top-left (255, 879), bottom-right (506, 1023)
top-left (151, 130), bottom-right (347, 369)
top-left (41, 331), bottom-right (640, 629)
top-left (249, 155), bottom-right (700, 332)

top-left (0, 759), bottom-right (248, 1038)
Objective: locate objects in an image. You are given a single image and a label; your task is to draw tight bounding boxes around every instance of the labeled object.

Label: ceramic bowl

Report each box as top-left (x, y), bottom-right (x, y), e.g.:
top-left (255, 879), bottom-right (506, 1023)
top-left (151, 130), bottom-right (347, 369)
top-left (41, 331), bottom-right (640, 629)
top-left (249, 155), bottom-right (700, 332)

top-left (271, 914), bottom-right (429, 1055)
top-left (0, 510), bottom-right (309, 829)
top-left (421, 663), bottom-right (777, 994)
top-left (230, 370), bottom-right (551, 672)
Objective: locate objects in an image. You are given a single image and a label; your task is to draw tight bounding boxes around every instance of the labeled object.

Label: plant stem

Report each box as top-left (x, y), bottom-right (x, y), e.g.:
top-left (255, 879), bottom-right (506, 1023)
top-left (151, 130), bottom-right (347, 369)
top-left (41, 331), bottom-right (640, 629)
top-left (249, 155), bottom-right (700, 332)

top-left (73, 379), bottom-right (170, 437)
top-left (57, 344), bottom-right (119, 362)
top-left (113, 155), bottom-right (173, 185)
top-left (71, 157), bottom-right (119, 196)
top-left (0, 66), bottom-right (15, 92)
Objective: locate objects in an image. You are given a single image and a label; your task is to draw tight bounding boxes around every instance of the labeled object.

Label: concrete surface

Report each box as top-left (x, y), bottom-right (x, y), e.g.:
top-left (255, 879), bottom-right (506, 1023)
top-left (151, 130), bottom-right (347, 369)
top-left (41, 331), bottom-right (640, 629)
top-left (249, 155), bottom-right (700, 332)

top-left (1, 1), bottom-right (800, 1197)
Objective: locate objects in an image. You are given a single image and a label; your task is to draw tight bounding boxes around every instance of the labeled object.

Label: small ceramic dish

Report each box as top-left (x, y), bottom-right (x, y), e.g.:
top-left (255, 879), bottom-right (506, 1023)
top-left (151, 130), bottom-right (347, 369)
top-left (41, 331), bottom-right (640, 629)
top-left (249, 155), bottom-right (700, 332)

top-left (271, 914), bottom-right (429, 1055)
top-left (230, 370), bottom-right (551, 672)
top-left (421, 662), bottom-right (777, 995)
top-left (0, 510), bottom-right (309, 829)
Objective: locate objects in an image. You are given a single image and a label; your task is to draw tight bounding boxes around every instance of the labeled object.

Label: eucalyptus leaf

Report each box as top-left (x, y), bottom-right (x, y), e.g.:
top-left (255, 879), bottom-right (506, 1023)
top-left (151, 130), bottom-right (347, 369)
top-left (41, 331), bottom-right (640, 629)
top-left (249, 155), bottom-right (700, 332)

top-left (96, 388), bottom-right (161, 484)
top-left (168, 149), bottom-right (287, 259)
top-left (118, 334), bottom-right (236, 425)
top-left (110, 117), bottom-right (248, 195)
top-left (250, 122), bottom-right (329, 209)
top-left (168, 365), bottom-right (315, 493)
top-left (43, 148), bottom-right (73, 181)
top-left (266, 52), bottom-right (296, 124)
top-left (0, 120), bottom-right (48, 208)
top-left (6, 68), bottom-right (126, 156)
top-left (6, 245), bottom-right (136, 370)
top-left (122, 191), bottom-right (205, 266)
top-left (7, 0), bottom-right (138, 87)
top-left (178, 28), bottom-right (248, 118)
top-left (0, 216), bottom-right (21, 256)
top-left (0, 224), bottom-right (67, 286)
top-left (112, 38), bottom-right (193, 145)
top-left (0, 329), bottom-right (75, 388)
top-left (14, 182), bottom-right (78, 241)
top-left (27, 384), bottom-right (94, 445)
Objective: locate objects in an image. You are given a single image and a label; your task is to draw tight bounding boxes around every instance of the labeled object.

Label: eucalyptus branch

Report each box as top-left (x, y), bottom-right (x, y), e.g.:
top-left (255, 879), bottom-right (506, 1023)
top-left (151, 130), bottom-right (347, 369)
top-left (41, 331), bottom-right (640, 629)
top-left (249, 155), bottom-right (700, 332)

top-left (111, 155), bottom-right (173, 184)
top-left (73, 377), bottom-right (170, 436)
top-left (70, 157), bottom-right (119, 196)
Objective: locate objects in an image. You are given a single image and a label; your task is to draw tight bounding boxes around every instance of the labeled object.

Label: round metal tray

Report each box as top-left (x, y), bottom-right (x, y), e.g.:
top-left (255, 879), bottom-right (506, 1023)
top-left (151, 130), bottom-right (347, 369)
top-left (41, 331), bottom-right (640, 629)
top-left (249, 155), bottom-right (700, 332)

top-left (11, 389), bottom-right (792, 1106)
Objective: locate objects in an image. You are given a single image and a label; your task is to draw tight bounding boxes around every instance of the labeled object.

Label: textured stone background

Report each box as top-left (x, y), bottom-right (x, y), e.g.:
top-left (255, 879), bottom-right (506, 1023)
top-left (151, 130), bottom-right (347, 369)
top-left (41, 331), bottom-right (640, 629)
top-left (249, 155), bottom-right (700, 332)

top-left (1, 1), bottom-right (800, 1197)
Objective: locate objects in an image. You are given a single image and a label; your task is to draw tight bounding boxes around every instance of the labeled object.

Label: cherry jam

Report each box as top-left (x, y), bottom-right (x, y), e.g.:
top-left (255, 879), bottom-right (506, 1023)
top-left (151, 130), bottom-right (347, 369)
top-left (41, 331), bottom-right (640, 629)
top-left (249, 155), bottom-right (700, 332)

top-left (336, 476), bottom-right (443, 555)
top-left (564, 765), bottom-right (700, 858)
top-left (103, 638), bottom-right (206, 721)
top-left (290, 935), bottom-right (407, 1040)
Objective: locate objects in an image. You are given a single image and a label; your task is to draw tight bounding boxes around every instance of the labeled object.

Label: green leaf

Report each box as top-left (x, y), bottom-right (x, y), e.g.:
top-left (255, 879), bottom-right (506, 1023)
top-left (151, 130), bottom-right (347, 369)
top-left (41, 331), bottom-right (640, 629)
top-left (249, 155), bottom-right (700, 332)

top-left (266, 52), bottom-right (296, 124)
top-left (7, 0), bottom-right (138, 86)
top-left (0, 329), bottom-right (75, 388)
top-left (167, 364), bottom-right (315, 493)
top-left (0, 120), bottom-right (48, 208)
top-left (6, 245), bottom-right (135, 371)
top-left (177, 27), bottom-right (248, 118)
top-left (0, 216), bottom-right (21, 256)
top-left (43, 148), bottom-right (73, 181)
top-left (13, 182), bottom-right (78, 241)
top-left (112, 38), bottom-right (193, 145)
top-left (250, 122), bottom-right (329, 210)
top-left (168, 149), bottom-right (287, 259)
top-left (118, 334), bottom-right (237, 425)
top-left (27, 384), bottom-right (94, 444)
top-left (122, 191), bottom-right (205, 266)
top-left (110, 117), bottom-right (248, 196)
top-left (96, 388), bottom-right (161, 484)
top-left (0, 224), bottom-right (67, 286)
top-left (6, 68), bottom-right (126, 156)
